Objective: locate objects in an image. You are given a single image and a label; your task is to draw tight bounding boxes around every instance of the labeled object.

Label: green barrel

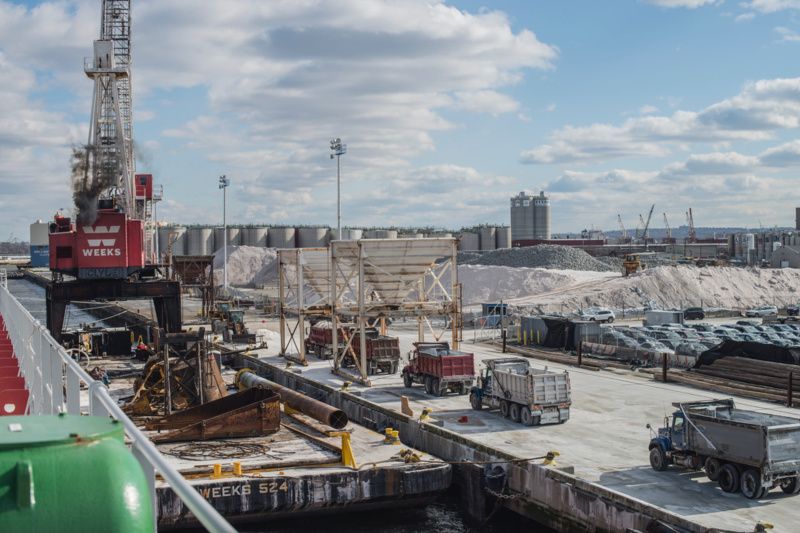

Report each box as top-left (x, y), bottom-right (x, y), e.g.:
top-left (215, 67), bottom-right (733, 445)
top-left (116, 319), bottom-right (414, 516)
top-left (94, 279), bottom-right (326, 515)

top-left (0, 413), bottom-right (154, 532)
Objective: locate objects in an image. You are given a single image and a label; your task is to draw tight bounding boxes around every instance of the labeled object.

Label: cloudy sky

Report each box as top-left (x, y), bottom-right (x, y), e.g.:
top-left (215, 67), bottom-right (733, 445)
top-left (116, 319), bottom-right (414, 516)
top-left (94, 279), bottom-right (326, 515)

top-left (1, 0), bottom-right (800, 240)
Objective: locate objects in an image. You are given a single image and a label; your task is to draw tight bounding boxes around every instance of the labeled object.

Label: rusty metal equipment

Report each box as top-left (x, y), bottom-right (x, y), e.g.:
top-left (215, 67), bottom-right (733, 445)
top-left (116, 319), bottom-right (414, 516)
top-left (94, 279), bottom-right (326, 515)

top-left (148, 388), bottom-right (280, 443)
top-left (235, 370), bottom-right (348, 429)
top-left (170, 255), bottom-right (215, 318)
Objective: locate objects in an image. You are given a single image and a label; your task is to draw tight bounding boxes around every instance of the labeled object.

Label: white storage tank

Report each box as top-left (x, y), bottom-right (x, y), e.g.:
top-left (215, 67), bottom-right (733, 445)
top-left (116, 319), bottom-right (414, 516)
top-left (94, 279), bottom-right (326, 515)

top-left (366, 229), bottom-right (398, 239)
top-left (297, 227), bottom-right (328, 248)
top-left (479, 227), bottom-right (497, 251)
top-left (188, 227), bottom-right (213, 255)
top-left (241, 226), bottom-right (268, 247)
top-left (496, 226), bottom-right (512, 249)
top-left (269, 227), bottom-right (296, 248)
top-left (459, 232), bottom-right (479, 251)
top-left (338, 228), bottom-right (363, 241)
top-left (227, 227), bottom-right (241, 247)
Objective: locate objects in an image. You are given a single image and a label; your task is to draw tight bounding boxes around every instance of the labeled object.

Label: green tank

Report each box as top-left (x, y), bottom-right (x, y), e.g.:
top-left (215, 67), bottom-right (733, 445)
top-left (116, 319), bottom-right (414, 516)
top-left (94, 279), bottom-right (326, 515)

top-left (0, 413), bottom-right (154, 532)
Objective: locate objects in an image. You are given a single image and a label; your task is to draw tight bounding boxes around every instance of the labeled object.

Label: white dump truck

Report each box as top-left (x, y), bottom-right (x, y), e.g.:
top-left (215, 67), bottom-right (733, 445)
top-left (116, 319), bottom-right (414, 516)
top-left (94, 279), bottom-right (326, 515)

top-left (469, 357), bottom-right (571, 426)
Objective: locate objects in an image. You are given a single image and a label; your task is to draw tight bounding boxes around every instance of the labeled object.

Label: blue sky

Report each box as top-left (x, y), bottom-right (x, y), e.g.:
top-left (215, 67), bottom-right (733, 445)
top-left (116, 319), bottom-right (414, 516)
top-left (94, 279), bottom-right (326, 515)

top-left (1, 0), bottom-right (799, 241)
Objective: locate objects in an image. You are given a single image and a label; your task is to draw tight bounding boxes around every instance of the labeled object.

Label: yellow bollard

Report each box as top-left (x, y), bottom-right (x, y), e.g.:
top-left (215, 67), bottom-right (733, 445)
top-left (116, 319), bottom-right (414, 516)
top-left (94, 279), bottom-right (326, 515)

top-left (341, 381), bottom-right (351, 392)
top-left (542, 451), bottom-right (560, 467)
top-left (419, 407), bottom-right (432, 422)
top-left (523, 330), bottom-right (527, 345)
top-left (331, 432), bottom-right (357, 468)
top-left (232, 462), bottom-right (243, 476)
top-left (212, 464), bottom-right (223, 478)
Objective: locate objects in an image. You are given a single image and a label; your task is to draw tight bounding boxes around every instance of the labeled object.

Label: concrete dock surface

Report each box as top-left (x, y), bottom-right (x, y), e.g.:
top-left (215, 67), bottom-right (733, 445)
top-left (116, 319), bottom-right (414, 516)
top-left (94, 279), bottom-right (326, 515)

top-left (248, 323), bottom-right (800, 532)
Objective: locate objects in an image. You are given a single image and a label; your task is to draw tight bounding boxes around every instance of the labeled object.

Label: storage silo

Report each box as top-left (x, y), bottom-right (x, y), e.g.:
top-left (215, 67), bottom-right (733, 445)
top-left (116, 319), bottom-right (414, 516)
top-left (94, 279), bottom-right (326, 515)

top-left (496, 226), bottom-right (512, 249)
top-left (187, 227), bottom-right (203, 255)
top-left (532, 191), bottom-right (551, 239)
top-left (370, 229), bottom-right (398, 239)
top-left (268, 227), bottom-right (296, 248)
top-left (242, 226), bottom-right (268, 247)
top-left (297, 227), bottom-right (328, 247)
top-left (227, 227), bottom-right (241, 247)
top-left (29, 220), bottom-right (49, 267)
top-left (339, 228), bottom-right (363, 241)
top-left (169, 227), bottom-right (187, 257)
top-left (479, 227), bottom-right (497, 251)
top-left (459, 232), bottom-right (479, 251)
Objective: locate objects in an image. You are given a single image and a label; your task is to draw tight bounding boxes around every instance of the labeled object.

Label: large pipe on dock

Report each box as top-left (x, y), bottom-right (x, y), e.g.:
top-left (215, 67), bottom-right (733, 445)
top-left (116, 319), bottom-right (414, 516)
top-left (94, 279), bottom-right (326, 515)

top-left (236, 370), bottom-right (348, 429)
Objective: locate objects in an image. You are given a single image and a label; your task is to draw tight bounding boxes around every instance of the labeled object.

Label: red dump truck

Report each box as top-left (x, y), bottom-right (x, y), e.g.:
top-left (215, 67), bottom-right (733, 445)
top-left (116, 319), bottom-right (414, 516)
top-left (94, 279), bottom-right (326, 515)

top-left (402, 342), bottom-right (475, 396)
top-left (345, 329), bottom-right (401, 375)
top-left (305, 321), bottom-right (349, 359)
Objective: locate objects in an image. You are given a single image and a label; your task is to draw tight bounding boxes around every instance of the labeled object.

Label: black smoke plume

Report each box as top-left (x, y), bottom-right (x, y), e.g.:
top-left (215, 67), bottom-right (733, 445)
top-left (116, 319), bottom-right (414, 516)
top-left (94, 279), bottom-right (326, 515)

top-left (70, 144), bottom-right (116, 226)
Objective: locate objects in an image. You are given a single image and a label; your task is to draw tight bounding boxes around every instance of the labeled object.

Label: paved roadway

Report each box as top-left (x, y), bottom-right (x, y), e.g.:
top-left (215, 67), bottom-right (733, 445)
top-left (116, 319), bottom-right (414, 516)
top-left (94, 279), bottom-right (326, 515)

top-left (248, 322), bottom-right (797, 532)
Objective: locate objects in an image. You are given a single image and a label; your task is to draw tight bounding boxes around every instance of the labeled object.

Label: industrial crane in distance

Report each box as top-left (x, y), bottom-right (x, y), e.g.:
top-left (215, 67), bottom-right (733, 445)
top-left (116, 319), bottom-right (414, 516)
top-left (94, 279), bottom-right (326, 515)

top-left (45, 0), bottom-right (180, 341)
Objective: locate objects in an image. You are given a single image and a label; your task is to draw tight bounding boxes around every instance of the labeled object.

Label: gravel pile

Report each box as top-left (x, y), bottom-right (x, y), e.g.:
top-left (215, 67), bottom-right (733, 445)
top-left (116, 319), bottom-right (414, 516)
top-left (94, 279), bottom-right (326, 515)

top-left (212, 246), bottom-right (278, 287)
top-left (460, 245), bottom-right (619, 272)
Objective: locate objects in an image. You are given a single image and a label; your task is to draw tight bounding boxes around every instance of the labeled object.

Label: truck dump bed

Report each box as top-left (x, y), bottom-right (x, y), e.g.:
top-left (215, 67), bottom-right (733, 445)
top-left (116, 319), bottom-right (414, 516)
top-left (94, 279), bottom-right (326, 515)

top-left (679, 400), bottom-right (800, 472)
top-left (492, 359), bottom-right (571, 407)
top-left (416, 344), bottom-right (475, 380)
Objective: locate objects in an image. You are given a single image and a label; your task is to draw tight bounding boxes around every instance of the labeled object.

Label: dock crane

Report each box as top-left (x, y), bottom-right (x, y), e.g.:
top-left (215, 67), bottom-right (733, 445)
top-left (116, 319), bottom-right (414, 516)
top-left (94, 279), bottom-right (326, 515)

top-left (662, 212), bottom-right (676, 244)
top-left (617, 214), bottom-right (629, 242)
top-left (45, 0), bottom-right (179, 341)
top-left (642, 204), bottom-right (655, 243)
top-left (686, 208), bottom-right (697, 243)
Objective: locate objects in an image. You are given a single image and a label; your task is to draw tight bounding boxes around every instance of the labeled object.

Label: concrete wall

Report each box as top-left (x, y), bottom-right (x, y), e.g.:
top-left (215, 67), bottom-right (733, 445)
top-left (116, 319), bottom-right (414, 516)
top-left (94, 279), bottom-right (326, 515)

top-left (239, 355), bottom-right (706, 533)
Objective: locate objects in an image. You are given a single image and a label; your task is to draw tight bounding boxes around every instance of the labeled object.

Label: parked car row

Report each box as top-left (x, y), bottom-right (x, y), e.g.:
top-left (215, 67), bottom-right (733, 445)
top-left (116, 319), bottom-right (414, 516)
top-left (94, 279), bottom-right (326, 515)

top-left (599, 320), bottom-right (800, 354)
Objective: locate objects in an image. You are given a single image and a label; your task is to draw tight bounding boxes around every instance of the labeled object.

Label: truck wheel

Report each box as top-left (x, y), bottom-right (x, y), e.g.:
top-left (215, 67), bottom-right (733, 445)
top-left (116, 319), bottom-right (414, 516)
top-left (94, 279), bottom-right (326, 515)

top-left (520, 406), bottom-right (534, 426)
top-left (649, 447), bottom-right (668, 472)
top-left (780, 475), bottom-right (800, 495)
top-left (458, 383), bottom-right (468, 395)
top-left (740, 468), bottom-right (763, 499)
top-left (500, 400), bottom-right (510, 418)
top-left (424, 377), bottom-right (433, 395)
top-left (705, 458), bottom-right (722, 482)
top-left (469, 392), bottom-right (483, 411)
top-left (509, 403), bottom-right (521, 422)
top-left (403, 373), bottom-right (413, 388)
top-left (718, 464), bottom-right (740, 493)
top-left (433, 378), bottom-right (444, 397)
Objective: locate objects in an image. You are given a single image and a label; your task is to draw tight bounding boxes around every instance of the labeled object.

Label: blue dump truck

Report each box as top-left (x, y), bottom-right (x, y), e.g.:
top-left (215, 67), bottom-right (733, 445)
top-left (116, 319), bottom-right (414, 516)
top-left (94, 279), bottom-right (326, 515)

top-left (648, 399), bottom-right (800, 499)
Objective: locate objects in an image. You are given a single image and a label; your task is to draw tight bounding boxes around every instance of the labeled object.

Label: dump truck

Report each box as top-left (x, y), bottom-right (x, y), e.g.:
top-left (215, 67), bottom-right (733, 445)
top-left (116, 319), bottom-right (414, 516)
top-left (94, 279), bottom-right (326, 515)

top-left (469, 358), bottom-right (571, 426)
top-left (305, 321), bottom-right (349, 359)
top-left (346, 329), bottom-right (401, 375)
top-left (647, 399), bottom-right (800, 498)
top-left (402, 342), bottom-right (475, 396)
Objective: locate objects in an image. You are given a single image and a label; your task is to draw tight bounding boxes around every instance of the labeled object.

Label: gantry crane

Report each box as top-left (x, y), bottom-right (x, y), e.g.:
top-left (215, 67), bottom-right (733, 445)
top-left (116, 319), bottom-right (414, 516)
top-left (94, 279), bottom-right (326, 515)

top-left (46, 0), bottom-right (178, 341)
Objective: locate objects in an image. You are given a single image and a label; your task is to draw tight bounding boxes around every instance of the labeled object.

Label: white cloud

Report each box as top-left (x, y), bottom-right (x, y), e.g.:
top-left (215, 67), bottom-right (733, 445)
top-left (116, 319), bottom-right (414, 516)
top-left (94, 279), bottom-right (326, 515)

top-left (775, 26), bottom-right (800, 41)
top-left (643, 0), bottom-right (719, 7)
top-left (521, 77), bottom-right (800, 164)
top-left (735, 12), bottom-right (757, 21)
top-left (745, 0), bottom-right (800, 13)
top-left (453, 90), bottom-right (520, 115)
top-left (639, 104), bottom-right (659, 114)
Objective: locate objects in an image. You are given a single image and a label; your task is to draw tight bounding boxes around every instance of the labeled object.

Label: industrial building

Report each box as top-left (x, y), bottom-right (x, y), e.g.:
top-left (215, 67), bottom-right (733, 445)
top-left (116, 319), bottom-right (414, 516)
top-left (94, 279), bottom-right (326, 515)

top-left (510, 190), bottom-right (551, 243)
top-left (29, 220), bottom-right (49, 267)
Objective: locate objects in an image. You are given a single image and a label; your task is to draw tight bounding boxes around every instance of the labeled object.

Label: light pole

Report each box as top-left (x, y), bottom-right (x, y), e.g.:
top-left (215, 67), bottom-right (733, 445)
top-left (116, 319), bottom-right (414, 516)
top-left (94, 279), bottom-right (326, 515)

top-left (329, 138), bottom-right (347, 240)
top-left (218, 175), bottom-right (230, 294)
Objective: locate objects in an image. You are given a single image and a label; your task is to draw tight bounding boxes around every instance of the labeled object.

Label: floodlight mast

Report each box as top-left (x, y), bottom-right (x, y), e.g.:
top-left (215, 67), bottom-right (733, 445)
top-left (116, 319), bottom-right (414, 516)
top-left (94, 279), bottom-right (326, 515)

top-left (329, 138), bottom-right (347, 240)
top-left (218, 175), bottom-right (230, 293)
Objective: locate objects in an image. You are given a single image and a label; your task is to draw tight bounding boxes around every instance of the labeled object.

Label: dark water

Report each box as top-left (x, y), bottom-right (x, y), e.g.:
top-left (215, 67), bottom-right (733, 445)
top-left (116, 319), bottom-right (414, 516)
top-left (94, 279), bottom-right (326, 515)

top-left (7, 278), bottom-right (549, 532)
top-left (7, 278), bottom-right (110, 329)
top-left (240, 491), bottom-right (549, 533)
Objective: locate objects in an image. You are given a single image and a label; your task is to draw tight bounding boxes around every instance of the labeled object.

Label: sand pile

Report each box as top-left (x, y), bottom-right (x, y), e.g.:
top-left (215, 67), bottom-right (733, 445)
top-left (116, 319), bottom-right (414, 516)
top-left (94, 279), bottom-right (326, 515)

top-left (507, 265), bottom-right (800, 313)
top-left (460, 245), bottom-right (618, 272)
top-left (213, 246), bottom-right (278, 287)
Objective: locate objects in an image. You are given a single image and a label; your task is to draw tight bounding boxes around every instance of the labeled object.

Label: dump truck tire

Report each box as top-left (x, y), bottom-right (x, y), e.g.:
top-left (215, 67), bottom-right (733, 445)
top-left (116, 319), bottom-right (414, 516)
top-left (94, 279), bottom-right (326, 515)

top-left (520, 406), bottom-right (534, 426)
top-left (740, 468), bottom-right (762, 499)
top-left (719, 464), bottom-right (740, 493)
top-left (403, 373), bottom-right (413, 388)
top-left (469, 392), bottom-right (482, 411)
top-left (424, 377), bottom-right (433, 395)
top-left (649, 447), bottom-right (668, 472)
top-left (509, 403), bottom-right (521, 422)
top-left (780, 476), bottom-right (800, 495)
top-left (433, 378), bottom-right (444, 397)
top-left (705, 458), bottom-right (722, 482)
top-left (500, 400), bottom-right (510, 418)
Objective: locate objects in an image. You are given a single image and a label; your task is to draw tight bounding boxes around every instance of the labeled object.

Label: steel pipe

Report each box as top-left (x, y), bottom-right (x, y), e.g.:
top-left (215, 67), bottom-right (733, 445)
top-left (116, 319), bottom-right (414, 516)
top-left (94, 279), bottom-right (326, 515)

top-left (236, 370), bottom-right (348, 429)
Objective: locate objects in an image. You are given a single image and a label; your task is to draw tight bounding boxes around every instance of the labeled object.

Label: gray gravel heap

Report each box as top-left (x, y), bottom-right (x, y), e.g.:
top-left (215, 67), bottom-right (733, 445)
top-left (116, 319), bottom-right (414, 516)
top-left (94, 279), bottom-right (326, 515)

top-left (459, 245), bottom-right (620, 272)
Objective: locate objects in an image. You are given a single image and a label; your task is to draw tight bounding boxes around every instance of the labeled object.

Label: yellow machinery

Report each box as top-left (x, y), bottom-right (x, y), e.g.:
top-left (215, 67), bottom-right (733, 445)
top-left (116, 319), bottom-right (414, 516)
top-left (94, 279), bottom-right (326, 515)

top-left (622, 252), bottom-right (654, 276)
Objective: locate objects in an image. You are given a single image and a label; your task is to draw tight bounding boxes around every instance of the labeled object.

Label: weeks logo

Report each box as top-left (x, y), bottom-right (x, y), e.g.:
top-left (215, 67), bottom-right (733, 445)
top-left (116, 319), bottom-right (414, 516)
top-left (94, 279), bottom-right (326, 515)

top-left (82, 225), bottom-right (122, 257)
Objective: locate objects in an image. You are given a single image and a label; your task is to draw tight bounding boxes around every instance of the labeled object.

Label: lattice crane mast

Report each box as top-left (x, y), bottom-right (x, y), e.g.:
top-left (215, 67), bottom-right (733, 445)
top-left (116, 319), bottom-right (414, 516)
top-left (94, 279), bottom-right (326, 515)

top-left (50, 0), bottom-right (160, 279)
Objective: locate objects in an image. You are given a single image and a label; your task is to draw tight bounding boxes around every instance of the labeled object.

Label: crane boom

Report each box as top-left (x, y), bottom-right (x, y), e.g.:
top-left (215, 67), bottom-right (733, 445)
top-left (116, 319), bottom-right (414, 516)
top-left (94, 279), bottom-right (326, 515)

top-left (642, 204), bottom-right (655, 241)
top-left (617, 214), bottom-right (627, 239)
top-left (663, 212), bottom-right (671, 239)
top-left (687, 207), bottom-right (697, 243)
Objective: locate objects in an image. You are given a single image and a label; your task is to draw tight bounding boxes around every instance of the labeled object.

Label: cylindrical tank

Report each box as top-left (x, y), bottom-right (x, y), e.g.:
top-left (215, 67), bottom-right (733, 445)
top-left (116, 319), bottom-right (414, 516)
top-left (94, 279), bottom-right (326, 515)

top-left (213, 227), bottom-right (225, 252)
top-left (29, 220), bottom-right (49, 246)
top-left (533, 191), bottom-right (551, 239)
top-left (297, 227), bottom-right (328, 248)
top-left (268, 227), bottom-right (296, 248)
top-left (480, 227), bottom-right (497, 251)
top-left (496, 226), bottom-right (512, 248)
top-left (241, 226), bottom-right (268, 247)
top-left (226, 227), bottom-right (241, 247)
top-left (459, 232), bottom-right (479, 251)
top-left (338, 228), bottom-right (363, 241)
top-left (0, 414), bottom-right (154, 532)
top-left (188, 227), bottom-right (213, 255)
top-left (365, 229), bottom-right (398, 239)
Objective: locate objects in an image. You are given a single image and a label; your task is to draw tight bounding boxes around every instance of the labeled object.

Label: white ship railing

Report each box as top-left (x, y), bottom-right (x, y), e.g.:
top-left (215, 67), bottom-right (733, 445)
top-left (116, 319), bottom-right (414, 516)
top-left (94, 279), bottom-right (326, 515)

top-left (0, 278), bottom-right (235, 533)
